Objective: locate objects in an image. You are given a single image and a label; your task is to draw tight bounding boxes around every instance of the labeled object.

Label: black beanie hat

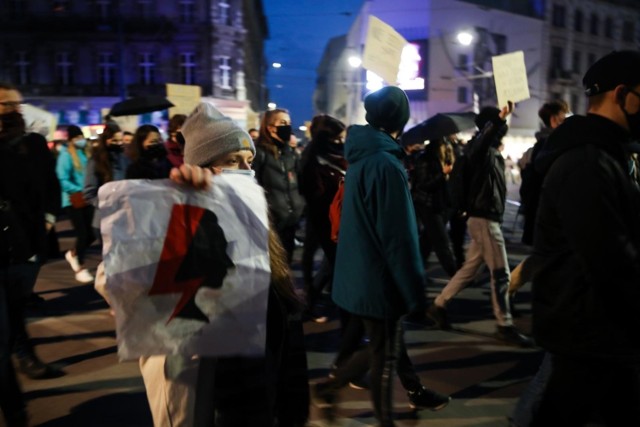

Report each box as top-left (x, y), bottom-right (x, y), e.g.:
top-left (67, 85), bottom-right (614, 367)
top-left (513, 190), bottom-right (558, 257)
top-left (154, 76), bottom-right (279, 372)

top-left (583, 50), bottom-right (640, 96)
top-left (364, 86), bottom-right (410, 133)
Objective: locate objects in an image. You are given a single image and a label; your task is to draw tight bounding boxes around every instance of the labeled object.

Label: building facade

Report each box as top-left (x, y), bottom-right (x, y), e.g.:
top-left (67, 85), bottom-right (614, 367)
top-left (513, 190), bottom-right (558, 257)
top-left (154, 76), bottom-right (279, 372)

top-left (314, 0), bottom-right (640, 147)
top-left (0, 0), bottom-right (268, 127)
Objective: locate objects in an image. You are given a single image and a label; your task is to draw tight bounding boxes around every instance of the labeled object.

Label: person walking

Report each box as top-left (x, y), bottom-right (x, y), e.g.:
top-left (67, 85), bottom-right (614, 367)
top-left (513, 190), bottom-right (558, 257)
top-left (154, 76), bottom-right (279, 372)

top-left (125, 124), bottom-right (173, 180)
top-left (427, 103), bottom-right (533, 347)
top-left (0, 82), bottom-right (60, 426)
top-left (298, 114), bottom-right (347, 321)
top-left (57, 125), bottom-right (95, 283)
top-left (83, 122), bottom-right (129, 238)
top-left (529, 50), bottom-right (640, 426)
top-left (411, 137), bottom-right (458, 277)
top-left (252, 109), bottom-right (305, 262)
top-left (316, 86), bottom-right (448, 426)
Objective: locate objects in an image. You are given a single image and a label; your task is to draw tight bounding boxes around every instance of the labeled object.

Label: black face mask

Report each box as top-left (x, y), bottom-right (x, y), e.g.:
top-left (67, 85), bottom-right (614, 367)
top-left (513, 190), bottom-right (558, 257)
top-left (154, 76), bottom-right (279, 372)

top-left (142, 143), bottom-right (167, 160)
top-left (626, 112), bottom-right (640, 139)
top-left (275, 125), bottom-right (292, 145)
top-left (0, 111), bottom-right (26, 139)
top-left (107, 143), bottom-right (124, 153)
top-left (326, 142), bottom-right (344, 156)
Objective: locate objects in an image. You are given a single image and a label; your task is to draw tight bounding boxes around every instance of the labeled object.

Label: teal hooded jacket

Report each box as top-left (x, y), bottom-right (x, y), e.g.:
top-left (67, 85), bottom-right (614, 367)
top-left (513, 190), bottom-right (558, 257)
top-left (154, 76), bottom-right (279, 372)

top-left (332, 125), bottom-right (425, 319)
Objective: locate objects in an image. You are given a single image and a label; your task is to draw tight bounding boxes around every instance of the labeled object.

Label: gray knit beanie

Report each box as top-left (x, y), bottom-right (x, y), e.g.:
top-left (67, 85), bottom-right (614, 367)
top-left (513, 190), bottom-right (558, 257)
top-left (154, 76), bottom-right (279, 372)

top-left (182, 102), bottom-right (256, 167)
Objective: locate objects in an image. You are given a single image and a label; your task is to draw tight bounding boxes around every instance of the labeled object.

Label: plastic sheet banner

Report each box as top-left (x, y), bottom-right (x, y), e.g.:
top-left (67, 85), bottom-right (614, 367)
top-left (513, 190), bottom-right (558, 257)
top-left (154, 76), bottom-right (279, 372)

top-left (99, 175), bottom-right (270, 360)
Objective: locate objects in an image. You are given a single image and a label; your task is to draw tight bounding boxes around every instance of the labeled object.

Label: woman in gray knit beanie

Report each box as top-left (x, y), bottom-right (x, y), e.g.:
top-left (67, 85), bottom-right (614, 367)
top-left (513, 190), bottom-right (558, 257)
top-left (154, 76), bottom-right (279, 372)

top-left (155, 102), bottom-right (310, 427)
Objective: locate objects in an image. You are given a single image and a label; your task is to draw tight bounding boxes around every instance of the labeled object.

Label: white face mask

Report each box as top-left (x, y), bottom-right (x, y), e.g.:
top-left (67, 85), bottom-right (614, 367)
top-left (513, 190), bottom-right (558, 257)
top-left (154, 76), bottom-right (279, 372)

top-left (74, 138), bottom-right (87, 149)
top-left (221, 168), bottom-right (256, 178)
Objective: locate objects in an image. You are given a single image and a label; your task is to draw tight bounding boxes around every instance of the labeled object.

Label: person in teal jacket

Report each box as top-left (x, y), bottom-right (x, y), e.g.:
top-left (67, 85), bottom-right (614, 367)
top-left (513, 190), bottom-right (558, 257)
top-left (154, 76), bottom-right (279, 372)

top-left (316, 86), bottom-right (448, 426)
top-left (56, 125), bottom-right (95, 283)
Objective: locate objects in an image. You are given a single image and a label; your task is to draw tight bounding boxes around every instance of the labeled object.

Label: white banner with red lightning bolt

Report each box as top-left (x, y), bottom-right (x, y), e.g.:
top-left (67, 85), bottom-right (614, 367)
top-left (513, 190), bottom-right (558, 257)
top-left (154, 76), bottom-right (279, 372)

top-left (99, 175), bottom-right (271, 360)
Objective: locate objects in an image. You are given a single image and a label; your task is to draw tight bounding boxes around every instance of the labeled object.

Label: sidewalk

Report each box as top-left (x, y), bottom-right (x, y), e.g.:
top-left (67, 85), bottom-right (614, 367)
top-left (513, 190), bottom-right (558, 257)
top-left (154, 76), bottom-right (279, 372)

top-left (5, 183), bottom-right (539, 427)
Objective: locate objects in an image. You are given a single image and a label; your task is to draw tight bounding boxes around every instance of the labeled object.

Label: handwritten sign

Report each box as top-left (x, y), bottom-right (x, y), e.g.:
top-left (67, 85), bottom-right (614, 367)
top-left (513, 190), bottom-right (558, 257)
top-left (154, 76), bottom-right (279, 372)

top-left (166, 83), bottom-right (202, 116)
top-left (362, 16), bottom-right (408, 85)
top-left (492, 51), bottom-right (530, 108)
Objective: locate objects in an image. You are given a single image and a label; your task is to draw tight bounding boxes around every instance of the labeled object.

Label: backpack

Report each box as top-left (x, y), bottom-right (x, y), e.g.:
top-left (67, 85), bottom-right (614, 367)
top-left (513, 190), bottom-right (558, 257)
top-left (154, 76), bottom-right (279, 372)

top-left (328, 178), bottom-right (345, 243)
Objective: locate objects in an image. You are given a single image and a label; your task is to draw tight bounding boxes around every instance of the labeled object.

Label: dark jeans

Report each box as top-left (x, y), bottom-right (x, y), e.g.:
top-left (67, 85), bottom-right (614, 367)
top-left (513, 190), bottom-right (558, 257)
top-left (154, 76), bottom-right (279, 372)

top-left (416, 208), bottom-right (457, 277)
top-left (329, 315), bottom-right (420, 426)
top-left (276, 225), bottom-right (297, 264)
top-left (0, 264), bottom-right (35, 424)
top-left (531, 354), bottom-right (640, 426)
top-left (65, 205), bottom-right (95, 265)
top-left (448, 213), bottom-right (467, 269)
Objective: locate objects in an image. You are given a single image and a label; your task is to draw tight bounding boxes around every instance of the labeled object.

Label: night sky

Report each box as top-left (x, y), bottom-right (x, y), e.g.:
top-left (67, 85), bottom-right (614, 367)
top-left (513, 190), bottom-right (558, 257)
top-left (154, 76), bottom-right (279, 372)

top-left (262, 0), bottom-right (365, 128)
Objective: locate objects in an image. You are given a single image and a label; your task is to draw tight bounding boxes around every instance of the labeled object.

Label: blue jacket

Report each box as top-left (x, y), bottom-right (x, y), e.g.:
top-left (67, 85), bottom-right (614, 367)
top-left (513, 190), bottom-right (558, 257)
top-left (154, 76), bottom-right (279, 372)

top-left (56, 145), bottom-right (88, 208)
top-left (332, 125), bottom-right (425, 319)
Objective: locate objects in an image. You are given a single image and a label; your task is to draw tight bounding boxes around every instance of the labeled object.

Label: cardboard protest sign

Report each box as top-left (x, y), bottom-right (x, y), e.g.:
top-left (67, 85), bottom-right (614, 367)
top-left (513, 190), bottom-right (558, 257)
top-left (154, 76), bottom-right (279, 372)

top-left (362, 16), bottom-right (408, 85)
top-left (492, 50), bottom-right (530, 108)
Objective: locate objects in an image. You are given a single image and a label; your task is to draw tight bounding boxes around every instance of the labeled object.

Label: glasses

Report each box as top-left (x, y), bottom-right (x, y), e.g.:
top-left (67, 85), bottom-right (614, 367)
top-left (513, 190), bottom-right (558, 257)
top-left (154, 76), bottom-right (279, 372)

top-left (0, 101), bottom-right (22, 108)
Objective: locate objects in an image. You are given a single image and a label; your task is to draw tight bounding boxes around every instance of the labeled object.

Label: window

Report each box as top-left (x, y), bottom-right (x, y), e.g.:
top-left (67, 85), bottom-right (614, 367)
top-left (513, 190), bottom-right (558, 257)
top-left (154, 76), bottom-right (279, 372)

top-left (56, 52), bottom-right (74, 85)
top-left (95, 0), bottom-right (112, 21)
top-left (571, 94), bottom-right (579, 114)
top-left (219, 1), bottom-right (231, 25)
top-left (137, 0), bottom-right (153, 18)
top-left (572, 51), bottom-right (581, 74)
top-left (179, 0), bottom-right (195, 24)
top-left (456, 54), bottom-right (468, 71)
top-left (98, 52), bottom-right (115, 86)
top-left (14, 51), bottom-right (31, 85)
top-left (552, 4), bottom-right (566, 28)
top-left (589, 13), bottom-right (599, 35)
top-left (493, 33), bottom-right (507, 55)
top-left (180, 52), bottom-right (196, 85)
top-left (623, 21), bottom-right (635, 42)
top-left (588, 53), bottom-right (596, 67)
top-left (574, 9), bottom-right (583, 32)
top-left (139, 52), bottom-right (155, 85)
top-left (218, 56), bottom-right (231, 88)
top-left (551, 46), bottom-right (564, 70)
top-left (605, 17), bottom-right (614, 39)
top-left (457, 86), bottom-right (468, 104)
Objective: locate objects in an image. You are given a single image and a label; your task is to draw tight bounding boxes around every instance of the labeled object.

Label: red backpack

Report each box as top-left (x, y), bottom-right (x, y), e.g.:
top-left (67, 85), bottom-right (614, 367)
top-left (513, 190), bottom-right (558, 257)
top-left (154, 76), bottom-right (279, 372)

top-left (328, 178), bottom-right (345, 243)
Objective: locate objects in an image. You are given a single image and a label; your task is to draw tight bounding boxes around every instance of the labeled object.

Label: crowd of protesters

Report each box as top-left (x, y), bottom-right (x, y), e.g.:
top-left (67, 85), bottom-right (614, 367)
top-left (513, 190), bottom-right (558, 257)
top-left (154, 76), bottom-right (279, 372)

top-left (2, 49), bottom-right (640, 427)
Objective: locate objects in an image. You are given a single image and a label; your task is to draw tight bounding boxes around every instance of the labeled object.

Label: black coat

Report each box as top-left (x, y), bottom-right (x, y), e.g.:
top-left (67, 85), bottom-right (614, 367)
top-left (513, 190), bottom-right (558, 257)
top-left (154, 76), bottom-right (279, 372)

top-left (0, 132), bottom-right (59, 266)
top-left (532, 114), bottom-right (640, 361)
top-left (411, 144), bottom-right (451, 215)
top-left (519, 127), bottom-right (551, 245)
top-left (252, 142), bottom-right (305, 231)
top-left (464, 115), bottom-right (508, 223)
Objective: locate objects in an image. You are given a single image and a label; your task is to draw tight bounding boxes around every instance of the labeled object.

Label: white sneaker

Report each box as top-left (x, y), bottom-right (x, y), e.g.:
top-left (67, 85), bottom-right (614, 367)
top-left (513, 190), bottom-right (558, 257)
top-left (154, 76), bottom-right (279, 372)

top-left (65, 250), bottom-right (81, 273)
top-left (75, 269), bottom-right (94, 284)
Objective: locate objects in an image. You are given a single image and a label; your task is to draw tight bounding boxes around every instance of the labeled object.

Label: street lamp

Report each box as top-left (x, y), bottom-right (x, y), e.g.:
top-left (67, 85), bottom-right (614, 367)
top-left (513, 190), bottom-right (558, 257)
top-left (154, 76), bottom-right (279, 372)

top-left (348, 56), bottom-right (362, 68)
top-left (272, 62), bottom-right (282, 69)
top-left (456, 31), bottom-right (474, 46)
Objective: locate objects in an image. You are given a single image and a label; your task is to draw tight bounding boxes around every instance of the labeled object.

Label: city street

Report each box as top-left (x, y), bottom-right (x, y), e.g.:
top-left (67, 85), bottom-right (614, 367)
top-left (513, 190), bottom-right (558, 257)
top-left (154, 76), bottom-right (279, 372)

top-left (6, 185), bottom-right (540, 427)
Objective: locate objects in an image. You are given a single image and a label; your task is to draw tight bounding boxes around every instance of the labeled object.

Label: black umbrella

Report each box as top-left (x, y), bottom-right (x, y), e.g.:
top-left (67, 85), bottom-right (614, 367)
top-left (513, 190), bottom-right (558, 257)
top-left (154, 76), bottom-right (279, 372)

top-left (109, 96), bottom-right (174, 117)
top-left (402, 112), bottom-right (477, 146)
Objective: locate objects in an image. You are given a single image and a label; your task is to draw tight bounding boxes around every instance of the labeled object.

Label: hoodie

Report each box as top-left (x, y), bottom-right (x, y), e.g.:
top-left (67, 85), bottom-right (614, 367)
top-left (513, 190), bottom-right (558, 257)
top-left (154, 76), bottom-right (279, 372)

top-left (532, 113), bottom-right (640, 360)
top-left (332, 125), bottom-right (425, 319)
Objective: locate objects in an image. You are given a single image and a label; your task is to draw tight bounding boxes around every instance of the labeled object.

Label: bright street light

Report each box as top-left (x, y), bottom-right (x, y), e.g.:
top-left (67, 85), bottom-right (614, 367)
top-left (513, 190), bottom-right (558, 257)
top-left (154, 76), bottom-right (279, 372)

top-left (456, 31), bottom-right (474, 46)
top-left (272, 62), bottom-right (282, 68)
top-left (348, 56), bottom-right (362, 68)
